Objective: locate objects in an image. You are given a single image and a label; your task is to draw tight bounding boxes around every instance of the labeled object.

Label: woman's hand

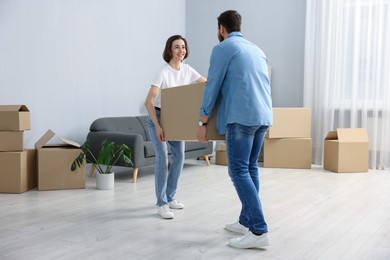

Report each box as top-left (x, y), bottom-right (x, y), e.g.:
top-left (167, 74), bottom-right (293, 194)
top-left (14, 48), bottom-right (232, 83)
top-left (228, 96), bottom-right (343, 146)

top-left (156, 125), bottom-right (165, 142)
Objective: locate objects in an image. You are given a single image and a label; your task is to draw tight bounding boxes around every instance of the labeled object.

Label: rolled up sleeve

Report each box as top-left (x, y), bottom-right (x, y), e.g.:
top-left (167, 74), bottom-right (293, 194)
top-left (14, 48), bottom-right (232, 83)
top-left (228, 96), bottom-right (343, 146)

top-left (199, 46), bottom-right (228, 117)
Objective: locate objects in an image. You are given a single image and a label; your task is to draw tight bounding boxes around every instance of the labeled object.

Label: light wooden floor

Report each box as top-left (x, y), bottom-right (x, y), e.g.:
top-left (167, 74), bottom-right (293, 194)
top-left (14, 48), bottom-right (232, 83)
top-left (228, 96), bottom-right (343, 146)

top-left (1, 158), bottom-right (390, 260)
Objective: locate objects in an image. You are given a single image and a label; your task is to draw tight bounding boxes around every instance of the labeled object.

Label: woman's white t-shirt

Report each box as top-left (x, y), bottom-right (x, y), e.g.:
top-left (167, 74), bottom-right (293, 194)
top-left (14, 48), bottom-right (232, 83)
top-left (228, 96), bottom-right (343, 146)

top-left (152, 63), bottom-right (201, 108)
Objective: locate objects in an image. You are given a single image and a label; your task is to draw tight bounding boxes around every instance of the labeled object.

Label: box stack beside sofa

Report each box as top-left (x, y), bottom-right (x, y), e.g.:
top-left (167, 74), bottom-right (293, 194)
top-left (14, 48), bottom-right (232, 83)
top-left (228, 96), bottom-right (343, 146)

top-left (0, 105), bottom-right (86, 193)
top-left (263, 108), bottom-right (312, 169)
top-left (0, 105), bottom-right (37, 193)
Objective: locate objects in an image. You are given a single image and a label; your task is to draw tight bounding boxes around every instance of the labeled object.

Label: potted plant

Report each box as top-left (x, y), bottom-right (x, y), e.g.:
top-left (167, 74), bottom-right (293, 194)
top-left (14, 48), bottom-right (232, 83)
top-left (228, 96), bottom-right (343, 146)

top-left (71, 139), bottom-right (133, 190)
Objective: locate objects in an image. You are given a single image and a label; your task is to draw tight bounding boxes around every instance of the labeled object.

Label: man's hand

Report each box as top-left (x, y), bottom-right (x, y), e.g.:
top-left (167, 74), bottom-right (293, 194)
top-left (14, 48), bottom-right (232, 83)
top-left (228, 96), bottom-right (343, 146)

top-left (197, 125), bottom-right (208, 142)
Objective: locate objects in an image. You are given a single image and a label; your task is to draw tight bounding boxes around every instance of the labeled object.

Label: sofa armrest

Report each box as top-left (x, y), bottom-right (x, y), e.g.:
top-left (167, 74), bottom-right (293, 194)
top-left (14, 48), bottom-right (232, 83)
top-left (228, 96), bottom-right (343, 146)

top-left (86, 132), bottom-right (146, 168)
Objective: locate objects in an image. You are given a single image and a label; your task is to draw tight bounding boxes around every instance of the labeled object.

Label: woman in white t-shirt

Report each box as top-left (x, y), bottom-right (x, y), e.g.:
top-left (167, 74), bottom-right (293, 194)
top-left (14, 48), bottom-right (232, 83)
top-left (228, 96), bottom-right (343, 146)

top-left (144, 35), bottom-right (206, 219)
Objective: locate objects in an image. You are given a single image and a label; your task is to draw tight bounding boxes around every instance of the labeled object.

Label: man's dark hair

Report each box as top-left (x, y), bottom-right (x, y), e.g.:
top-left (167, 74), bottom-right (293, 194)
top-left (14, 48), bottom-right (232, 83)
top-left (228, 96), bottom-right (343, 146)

top-left (162, 35), bottom-right (189, 63)
top-left (217, 10), bottom-right (242, 33)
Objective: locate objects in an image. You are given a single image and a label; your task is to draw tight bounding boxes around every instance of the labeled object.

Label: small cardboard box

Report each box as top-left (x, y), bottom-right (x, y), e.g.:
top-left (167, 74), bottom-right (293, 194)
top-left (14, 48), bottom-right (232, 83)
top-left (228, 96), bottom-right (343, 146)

top-left (258, 146), bottom-right (264, 162)
top-left (216, 150), bottom-right (228, 166)
top-left (0, 149), bottom-right (37, 193)
top-left (161, 82), bottom-right (225, 141)
top-left (263, 138), bottom-right (312, 169)
top-left (0, 105), bottom-right (31, 131)
top-left (218, 142), bottom-right (226, 151)
top-left (215, 142), bottom-right (227, 166)
top-left (324, 128), bottom-right (369, 173)
top-left (266, 108), bottom-right (311, 138)
top-left (0, 131), bottom-right (24, 151)
top-left (35, 130), bottom-right (85, 191)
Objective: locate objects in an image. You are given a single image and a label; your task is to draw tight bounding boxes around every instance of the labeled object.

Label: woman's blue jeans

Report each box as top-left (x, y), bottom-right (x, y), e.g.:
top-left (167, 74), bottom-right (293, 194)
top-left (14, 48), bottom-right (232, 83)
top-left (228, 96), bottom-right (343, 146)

top-left (226, 123), bottom-right (269, 234)
top-left (146, 110), bottom-right (184, 206)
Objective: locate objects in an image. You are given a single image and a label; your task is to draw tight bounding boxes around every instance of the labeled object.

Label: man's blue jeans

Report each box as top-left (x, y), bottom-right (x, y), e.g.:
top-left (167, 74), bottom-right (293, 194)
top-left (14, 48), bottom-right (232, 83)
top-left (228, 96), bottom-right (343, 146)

top-left (226, 123), bottom-right (269, 234)
top-left (147, 110), bottom-right (184, 206)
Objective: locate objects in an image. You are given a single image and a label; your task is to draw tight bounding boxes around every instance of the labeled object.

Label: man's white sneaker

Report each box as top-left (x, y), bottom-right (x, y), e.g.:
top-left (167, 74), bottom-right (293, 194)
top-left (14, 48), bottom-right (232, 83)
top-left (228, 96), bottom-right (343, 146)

top-left (228, 231), bottom-right (270, 249)
top-left (168, 200), bottom-right (184, 209)
top-left (157, 204), bottom-right (174, 219)
top-left (225, 221), bottom-right (249, 235)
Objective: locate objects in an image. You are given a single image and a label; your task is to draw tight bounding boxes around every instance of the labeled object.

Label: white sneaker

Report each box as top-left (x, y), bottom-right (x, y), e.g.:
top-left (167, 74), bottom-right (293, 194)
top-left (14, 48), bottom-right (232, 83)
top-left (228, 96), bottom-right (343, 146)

top-left (228, 231), bottom-right (270, 249)
top-left (225, 221), bottom-right (249, 235)
top-left (157, 204), bottom-right (174, 219)
top-left (168, 200), bottom-right (184, 209)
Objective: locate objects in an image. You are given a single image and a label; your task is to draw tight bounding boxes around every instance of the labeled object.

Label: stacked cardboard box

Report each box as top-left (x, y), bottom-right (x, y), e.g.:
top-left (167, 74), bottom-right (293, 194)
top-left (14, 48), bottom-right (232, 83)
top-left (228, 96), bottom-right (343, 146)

top-left (0, 105), bottom-right (37, 193)
top-left (324, 128), bottom-right (369, 173)
top-left (263, 108), bottom-right (312, 169)
top-left (0, 105), bottom-right (86, 193)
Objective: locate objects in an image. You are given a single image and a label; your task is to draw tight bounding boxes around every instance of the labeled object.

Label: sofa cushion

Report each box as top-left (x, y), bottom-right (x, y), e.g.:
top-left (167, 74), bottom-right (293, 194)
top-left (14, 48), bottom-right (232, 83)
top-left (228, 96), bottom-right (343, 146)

top-left (90, 117), bottom-right (148, 141)
top-left (144, 142), bottom-right (155, 158)
top-left (185, 141), bottom-right (210, 151)
top-left (144, 141), bottom-right (172, 158)
top-left (145, 141), bottom-right (209, 157)
top-left (136, 116), bottom-right (151, 141)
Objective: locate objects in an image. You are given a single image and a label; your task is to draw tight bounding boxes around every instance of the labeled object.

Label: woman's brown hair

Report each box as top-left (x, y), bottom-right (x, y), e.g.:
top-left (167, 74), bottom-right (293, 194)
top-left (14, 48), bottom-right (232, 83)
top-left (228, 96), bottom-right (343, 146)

top-left (163, 35), bottom-right (189, 63)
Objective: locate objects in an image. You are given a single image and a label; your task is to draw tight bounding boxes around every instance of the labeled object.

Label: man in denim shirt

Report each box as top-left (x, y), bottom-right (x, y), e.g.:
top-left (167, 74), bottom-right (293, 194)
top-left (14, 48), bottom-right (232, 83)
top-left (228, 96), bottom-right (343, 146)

top-left (197, 10), bottom-right (273, 249)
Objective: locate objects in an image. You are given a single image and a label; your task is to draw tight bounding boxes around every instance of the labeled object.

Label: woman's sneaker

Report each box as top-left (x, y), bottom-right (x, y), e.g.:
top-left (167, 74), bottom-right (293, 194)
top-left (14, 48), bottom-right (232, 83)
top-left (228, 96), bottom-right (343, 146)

top-left (157, 204), bottom-right (174, 219)
top-left (168, 200), bottom-right (184, 209)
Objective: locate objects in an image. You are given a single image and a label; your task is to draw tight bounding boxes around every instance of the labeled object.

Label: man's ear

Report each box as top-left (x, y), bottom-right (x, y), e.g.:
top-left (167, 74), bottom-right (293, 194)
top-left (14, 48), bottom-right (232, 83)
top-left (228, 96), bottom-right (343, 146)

top-left (219, 25), bottom-right (225, 35)
top-left (219, 25), bottom-right (227, 38)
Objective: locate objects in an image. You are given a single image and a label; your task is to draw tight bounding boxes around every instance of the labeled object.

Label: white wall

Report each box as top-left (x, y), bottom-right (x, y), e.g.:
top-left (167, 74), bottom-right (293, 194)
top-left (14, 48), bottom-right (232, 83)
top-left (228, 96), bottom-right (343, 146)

top-left (185, 0), bottom-right (306, 107)
top-left (0, 0), bottom-right (186, 147)
top-left (0, 0), bottom-right (306, 148)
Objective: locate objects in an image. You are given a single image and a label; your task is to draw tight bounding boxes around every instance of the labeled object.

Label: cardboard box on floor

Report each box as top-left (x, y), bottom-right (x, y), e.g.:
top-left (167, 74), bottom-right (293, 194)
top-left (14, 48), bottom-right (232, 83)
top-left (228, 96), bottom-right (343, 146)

top-left (35, 130), bottom-right (85, 191)
top-left (0, 149), bottom-right (37, 193)
top-left (161, 82), bottom-right (225, 141)
top-left (215, 142), bottom-right (227, 166)
top-left (0, 131), bottom-right (24, 151)
top-left (0, 105), bottom-right (30, 131)
top-left (263, 138), bottom-right (312, 169)
top-left (324, 128), bottom-right (369, 173)
top-left (215, 142), bottom-right (264, 166)
top-left (266, 108), bottom-right (311, 138)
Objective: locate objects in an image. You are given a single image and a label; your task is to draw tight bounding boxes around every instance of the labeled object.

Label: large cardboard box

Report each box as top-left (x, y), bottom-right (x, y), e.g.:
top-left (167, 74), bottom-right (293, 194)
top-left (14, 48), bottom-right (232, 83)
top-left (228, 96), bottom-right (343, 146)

top-left (263, 138), bottom-right (312, 169)
top-left (0, 131), bottom-right (24, 151)
top-left (266, 108), bottom-right (311, 138)
top-left (0, 149), bottom-right (37, 193)
top-left (35, 130), bottom-right (85, 191)
top-left (324, 128), bottom-right (369, 173)
top-left (215, 142), bottom-right (264, 166)
top-left (161, 82), bottom-right (225, 141)
top-left (0, 105), bottom-right (30, 131)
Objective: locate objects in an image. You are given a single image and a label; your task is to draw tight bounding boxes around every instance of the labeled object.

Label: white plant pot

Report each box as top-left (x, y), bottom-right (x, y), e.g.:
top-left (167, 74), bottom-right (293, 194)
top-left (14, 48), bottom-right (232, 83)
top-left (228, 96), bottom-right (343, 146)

top-left (96, 172), bottom-right (115, 190)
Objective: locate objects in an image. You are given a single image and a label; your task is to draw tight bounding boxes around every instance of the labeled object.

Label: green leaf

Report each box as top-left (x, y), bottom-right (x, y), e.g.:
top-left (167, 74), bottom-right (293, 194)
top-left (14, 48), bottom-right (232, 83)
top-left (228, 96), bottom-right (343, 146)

top-left (70, 138), bottom-right (134, 175)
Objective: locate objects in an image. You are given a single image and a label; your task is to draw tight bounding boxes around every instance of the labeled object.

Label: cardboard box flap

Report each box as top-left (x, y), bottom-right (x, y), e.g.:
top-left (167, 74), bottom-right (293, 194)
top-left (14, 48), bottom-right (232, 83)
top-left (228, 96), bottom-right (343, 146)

top-left (35, 130), bottom-right (81, 149)
top-left (337, 128), bottom-right (368, 142)
top-left (59, 137), bottom-right (81, 148)
top-left (325, 131), bottom-right (338, 140)
top-left (0, 105), bottom-right (29, 112)
top-left (35, 130), bottom-right (56, 149)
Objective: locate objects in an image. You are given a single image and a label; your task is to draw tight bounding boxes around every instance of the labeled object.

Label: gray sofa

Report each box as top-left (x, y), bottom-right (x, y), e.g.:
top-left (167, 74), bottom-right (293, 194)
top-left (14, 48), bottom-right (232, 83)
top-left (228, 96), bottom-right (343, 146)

top-left (86, 116), bottom-right (213, 183)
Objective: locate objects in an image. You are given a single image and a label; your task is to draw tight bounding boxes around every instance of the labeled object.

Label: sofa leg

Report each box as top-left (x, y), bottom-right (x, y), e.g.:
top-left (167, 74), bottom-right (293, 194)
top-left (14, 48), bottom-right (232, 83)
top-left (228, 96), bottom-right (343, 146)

top-left (203, 155), bottom-right (211, 166)
top-left (132, 168), bottom-right (139, 183)
top-left (89, 164), bottom-right (96, 177)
